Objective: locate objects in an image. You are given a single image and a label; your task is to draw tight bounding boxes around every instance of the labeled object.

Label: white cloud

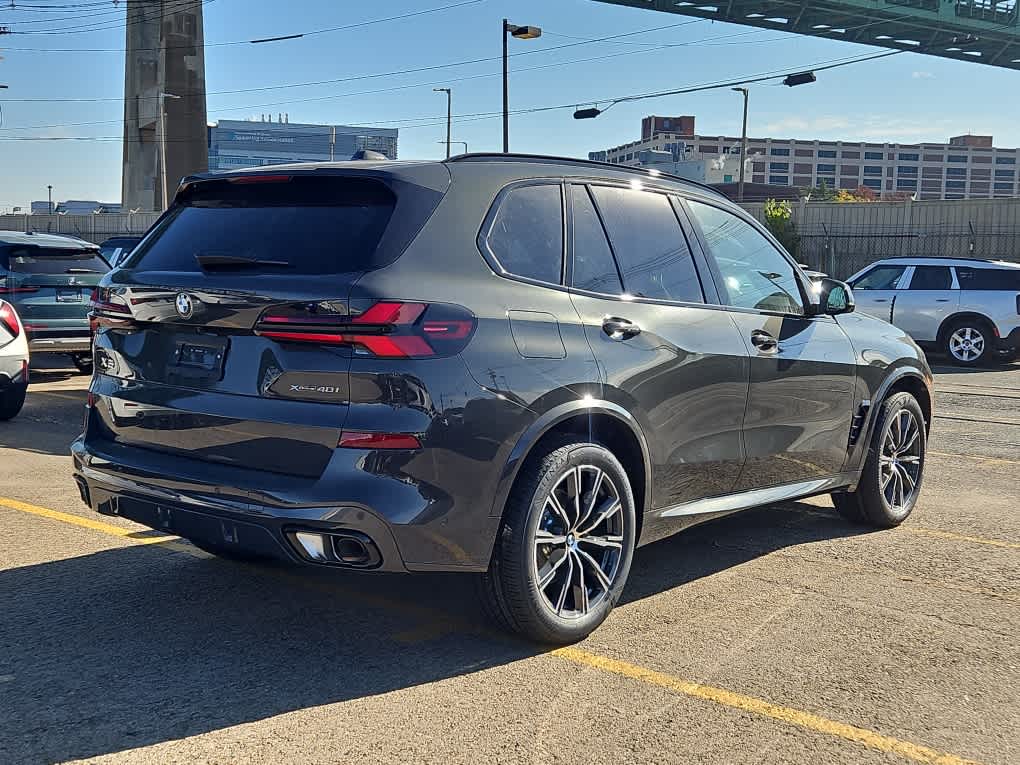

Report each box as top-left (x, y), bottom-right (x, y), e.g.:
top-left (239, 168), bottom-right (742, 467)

top-left (911, 71), bottom-right (935, 79)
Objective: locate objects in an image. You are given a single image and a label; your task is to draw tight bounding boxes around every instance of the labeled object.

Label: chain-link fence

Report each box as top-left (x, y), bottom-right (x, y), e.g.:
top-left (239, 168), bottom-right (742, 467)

top-left (0, 213), bottom-right (161, 245)
top-left (741, 198), bottom-right (1020, 279)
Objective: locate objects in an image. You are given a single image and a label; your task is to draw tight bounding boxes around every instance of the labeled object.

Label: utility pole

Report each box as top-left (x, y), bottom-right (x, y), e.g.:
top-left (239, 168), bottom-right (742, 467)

top-left (732, 87), bottom-right (749, 203)
top-left (47, 185), bottom-right (53, 215)
top-left (434, 88), bottom-right (452, 159)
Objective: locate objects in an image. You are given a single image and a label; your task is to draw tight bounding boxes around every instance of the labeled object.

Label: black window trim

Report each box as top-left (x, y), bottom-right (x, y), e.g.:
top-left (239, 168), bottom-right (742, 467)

top-left (476, 178), bottom-right (567, 290)
top-left (565, 180), bottom-right (715, 308)
top-left (679, 193), bottom-right (816, 319)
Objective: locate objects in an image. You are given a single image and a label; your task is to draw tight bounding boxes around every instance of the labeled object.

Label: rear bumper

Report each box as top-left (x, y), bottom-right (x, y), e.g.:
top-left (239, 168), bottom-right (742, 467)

top-left (995, 326), bottom-right (1020, 352)
top-left (71, 432), bottom-right (501, 573)
top-left (28, 336), bottom-right (91, 354)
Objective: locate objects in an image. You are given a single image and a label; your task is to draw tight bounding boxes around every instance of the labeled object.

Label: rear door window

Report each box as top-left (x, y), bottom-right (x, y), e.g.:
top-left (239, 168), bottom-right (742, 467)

top-left (2, 247), bottom-right (110, 275)
top-left (956, 266), bottom-right (1020, 290)
top-left (569, 185), bottom-right (623, 295)
top-left (589, 185), bottom-right (704, 303)
top-left (127, 176), bottom-right (396, 275)
top-left (484, 184), bottom-right (563, 284)
top-left (850, 265), bottom-right (907, 290)
top-left (908, 266), bottom-right (952, 290)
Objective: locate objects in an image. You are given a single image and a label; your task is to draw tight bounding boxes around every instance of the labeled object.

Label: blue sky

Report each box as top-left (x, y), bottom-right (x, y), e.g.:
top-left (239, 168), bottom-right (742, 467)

top-left (1, 0), bottom-right (1018, 209)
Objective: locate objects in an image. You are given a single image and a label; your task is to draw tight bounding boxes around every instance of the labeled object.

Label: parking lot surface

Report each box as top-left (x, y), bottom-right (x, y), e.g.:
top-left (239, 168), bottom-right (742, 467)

top-left (1, 359), bottom-right (1018, 765)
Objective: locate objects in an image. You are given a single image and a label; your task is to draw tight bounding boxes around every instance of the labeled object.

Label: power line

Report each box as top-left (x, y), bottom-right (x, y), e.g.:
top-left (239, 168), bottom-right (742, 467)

top-left (0, 49), bottom-right (914, 141)
top-left (1, 0), bottom-right (484, 49)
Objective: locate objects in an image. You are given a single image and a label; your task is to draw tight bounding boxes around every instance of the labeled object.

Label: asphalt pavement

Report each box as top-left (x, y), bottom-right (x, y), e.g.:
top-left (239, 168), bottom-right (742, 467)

top-left (1, 357), bottom-right (1017, 765)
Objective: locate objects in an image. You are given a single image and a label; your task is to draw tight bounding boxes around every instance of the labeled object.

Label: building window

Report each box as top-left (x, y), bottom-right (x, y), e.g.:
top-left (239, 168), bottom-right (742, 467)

top-left (864, 151), bottom-right (883, 160)
top-left (898, 153), bottom-right (919, 161)
top-left (995, 169), bottom-right (1015, 179)
top-left (770, 148), bottom-right (791, 156)
top-left (996, 156), bottom-right (1017, 165)
top-left (816, 163), bottom-right (836, 173)
top-left (769, 162), bottom-right (789, 171)
top-left (896, 179), bottom-right (918, 189)
top-left (994, 182), bottom-right (1014, 191)
top-left (862, 178), bottom-right (882, 189)
top-left (945, 180), bottom-right (966, 189)
top-left (768, 175), bottom-right (790, 185)
top-left (946, 167), bottom-right (966, 177)
top-left (947, 155), bottom-right (968, 163)
top-left (816, 177), bottom-right (835, 188)
top-left (841, 150), bottom-right (861, 159)
top-left (898, 166), bottom-right (918, 176)
top-left (863, 166), bottom-right (882, 176)
top-left (817, 150), bottom-right (837, 158)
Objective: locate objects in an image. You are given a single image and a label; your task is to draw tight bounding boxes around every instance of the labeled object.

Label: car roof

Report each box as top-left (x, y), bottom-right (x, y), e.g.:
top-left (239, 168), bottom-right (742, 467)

top-left (867, 257), bottom-right (1020, 270)
top-left (182, 154), bottom-right (730, 202)
top-left (0, 230), bottom-right (98, 250)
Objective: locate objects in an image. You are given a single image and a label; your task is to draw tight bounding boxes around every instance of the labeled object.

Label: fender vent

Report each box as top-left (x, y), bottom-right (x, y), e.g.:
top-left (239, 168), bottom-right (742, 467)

top-left (849, 400), bottom-right (871, 445)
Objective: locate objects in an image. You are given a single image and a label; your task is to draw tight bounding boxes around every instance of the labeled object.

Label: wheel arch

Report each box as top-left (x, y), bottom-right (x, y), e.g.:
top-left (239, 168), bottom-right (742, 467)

top-left (486, 400), bottom-right (652, 544)
top-left (936, 311), bottom-right (997, 347)
top-left (855, 369), bottom-right (933, 471)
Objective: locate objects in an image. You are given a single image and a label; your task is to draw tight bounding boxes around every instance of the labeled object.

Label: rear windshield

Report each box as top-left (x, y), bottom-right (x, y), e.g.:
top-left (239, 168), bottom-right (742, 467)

top-left (126, 176), bottom-right (396, 275)
top-left (1, 246), bottom-right (110, 275)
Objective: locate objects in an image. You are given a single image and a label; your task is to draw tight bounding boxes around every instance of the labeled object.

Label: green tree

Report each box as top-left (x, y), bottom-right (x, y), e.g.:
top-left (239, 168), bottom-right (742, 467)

top-left (763, 198), bottom-right (800, 256)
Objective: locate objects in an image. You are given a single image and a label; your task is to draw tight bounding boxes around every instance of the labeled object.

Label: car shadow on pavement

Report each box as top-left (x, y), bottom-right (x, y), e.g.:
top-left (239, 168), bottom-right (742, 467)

top-left (0, 500), bottom-right (868, 764)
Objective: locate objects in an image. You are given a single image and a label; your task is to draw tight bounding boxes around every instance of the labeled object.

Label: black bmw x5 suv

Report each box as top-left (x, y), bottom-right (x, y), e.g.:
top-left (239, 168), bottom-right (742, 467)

top-left (74, 154), bottom-right (933, 643)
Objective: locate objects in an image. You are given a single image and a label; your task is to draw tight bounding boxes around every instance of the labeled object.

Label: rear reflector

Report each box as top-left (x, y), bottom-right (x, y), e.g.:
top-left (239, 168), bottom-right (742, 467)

top-left (338, 431), bottom-right (421, 450)
top-left (0, 303), bottom-right (20, 337)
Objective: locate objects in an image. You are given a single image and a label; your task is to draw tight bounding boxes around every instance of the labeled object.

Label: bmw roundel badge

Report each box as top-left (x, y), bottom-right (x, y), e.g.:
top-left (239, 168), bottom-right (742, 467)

top-left (175, 292), bottom-right (194, 319)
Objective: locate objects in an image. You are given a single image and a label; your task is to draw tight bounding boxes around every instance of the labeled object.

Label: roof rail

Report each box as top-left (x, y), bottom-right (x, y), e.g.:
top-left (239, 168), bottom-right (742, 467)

top-left (446, 153), bottom-right (728, 199)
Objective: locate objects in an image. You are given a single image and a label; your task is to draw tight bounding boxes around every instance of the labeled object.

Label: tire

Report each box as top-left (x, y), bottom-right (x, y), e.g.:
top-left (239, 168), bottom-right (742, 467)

top-left (478, 437), bottom-right (637, 644)
top-left (0, 383), bottom-right (27, 421)
top-left (186, 537), bottom-right (269, 562)
top-left (71, 353), bottom-right (93, 375)
top-left (832, 391), bottom-right (926, 528)
top-left (943, 319), bottom-right (992, 367)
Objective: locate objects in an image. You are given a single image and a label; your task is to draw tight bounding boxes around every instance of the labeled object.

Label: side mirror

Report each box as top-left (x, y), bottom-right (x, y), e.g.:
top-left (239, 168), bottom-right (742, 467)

top-left (810, 277), bottom-right (855, 316)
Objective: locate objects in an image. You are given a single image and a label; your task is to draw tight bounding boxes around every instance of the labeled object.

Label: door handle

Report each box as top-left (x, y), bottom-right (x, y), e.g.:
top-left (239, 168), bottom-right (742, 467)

top-left (750, 330), bottom-right (778, 352)
top-left (873, 299), bottom-right (889, 303)
top-left (602, 316), bottom-right (641, 340)
top-left (935, 299), bottom-right (950, 303)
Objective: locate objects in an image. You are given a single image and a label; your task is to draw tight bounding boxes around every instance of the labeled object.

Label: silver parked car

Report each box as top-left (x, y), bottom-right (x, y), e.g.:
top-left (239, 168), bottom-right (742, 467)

top-left (847, 257), bottom-right (1020, 366)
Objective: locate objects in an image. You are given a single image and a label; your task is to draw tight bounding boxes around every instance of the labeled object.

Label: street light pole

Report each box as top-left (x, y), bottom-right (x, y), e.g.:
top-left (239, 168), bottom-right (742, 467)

top-left (732, 87), bottom-right (749, 203)
top-left (437, 140), bottom-right (468, 154)
top-left (502, 19), bottom-right (541, 153)
top-left (158, 92), bottom-right (181, 211)
top-left (434, 88), bottom-right (452, 159)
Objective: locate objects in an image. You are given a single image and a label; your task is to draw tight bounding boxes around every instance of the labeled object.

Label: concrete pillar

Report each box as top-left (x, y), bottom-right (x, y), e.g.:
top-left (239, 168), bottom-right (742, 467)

top-left (121, 0), bottom-right (208, 212)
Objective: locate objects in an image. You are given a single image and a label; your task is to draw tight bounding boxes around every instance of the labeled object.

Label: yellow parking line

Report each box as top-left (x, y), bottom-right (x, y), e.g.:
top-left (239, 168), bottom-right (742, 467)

top-left (0, 494), bottom-right (992, 764)
top-left (0, 495), bottom-right (178, 545)
top-left (31, 390), bottom-right (87, 401)
top-left (928, 450), bottom-right (1020, 467)
top-left (908, 527), bottom-right (1020, 551)
top-left (553, 647), bottom-right (983, 765)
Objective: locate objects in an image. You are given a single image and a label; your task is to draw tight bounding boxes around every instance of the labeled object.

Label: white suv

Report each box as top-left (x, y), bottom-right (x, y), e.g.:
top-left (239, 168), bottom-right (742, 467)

top-left (847, 257), bottom-right (1020, 366)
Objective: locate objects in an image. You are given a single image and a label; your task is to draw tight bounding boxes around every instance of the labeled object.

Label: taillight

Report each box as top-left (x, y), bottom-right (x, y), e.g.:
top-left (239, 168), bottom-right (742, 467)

top-left (255, 300), bottom-right (476, 358)
top-left (89, 287), bottom-right (131, 317)
top-left (0, 302), bottom-right (20, 337)
top-left (0, 280), bottom-right (39, 295)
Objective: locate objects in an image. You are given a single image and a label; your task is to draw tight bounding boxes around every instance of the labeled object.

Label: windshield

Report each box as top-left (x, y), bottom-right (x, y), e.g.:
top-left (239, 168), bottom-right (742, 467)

top-left (2, 246), bottom-right (111, 275)
top-left (126, 176), bottom-right (396, 275)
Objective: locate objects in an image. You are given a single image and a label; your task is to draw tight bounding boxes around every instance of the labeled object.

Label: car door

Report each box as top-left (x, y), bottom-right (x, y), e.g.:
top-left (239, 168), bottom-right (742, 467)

top-left (684, 197), bottom-right (857, 491)
top-left (847, 263), bottom-right (908, 323)
top-left (566, 182), bottom-right (750, 511)
top-left (891, 265), bottom-right (958, 343)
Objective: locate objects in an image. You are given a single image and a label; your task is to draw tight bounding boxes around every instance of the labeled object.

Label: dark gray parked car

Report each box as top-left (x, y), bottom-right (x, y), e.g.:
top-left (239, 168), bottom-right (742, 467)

top-left (73, 155), bottom-right (933, 643)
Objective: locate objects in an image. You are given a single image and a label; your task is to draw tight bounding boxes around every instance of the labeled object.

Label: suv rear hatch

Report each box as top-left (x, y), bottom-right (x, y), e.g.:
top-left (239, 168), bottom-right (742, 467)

top-left (90, 167), bottom-right (450, 479)
top-left (0, 242), bottom-right (109, 341)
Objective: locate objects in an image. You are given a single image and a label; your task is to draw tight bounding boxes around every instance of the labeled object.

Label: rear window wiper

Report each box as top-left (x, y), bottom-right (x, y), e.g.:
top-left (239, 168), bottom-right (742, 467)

top-left (66, 268), bottom-right (100, 274)
top-left (194, 253), bottom-right (292, 270)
